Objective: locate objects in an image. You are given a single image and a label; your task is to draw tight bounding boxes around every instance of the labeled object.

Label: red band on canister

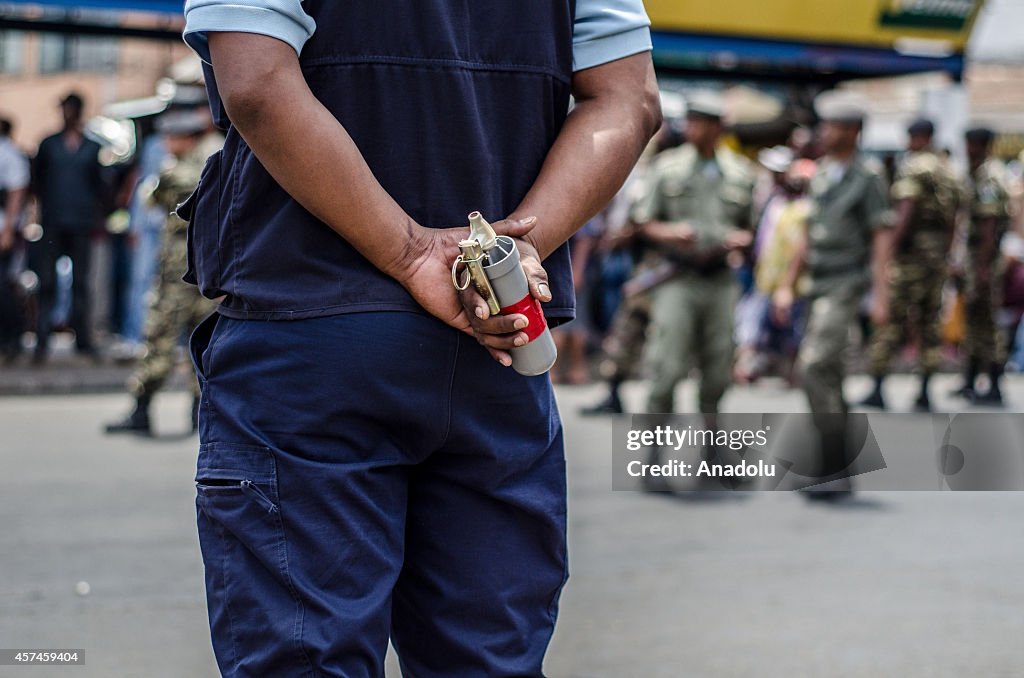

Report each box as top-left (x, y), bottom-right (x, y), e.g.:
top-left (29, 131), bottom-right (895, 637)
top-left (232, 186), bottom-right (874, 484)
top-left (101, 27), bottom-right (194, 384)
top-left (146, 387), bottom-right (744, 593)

top-left (500, 294), bottom-right (548, 342)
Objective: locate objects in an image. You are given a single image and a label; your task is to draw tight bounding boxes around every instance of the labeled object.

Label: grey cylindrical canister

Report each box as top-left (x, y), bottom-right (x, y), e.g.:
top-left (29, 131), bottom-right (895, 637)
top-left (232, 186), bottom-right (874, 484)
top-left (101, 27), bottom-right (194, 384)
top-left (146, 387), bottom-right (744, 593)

top-left (482, 235), bottom-right (558, 376)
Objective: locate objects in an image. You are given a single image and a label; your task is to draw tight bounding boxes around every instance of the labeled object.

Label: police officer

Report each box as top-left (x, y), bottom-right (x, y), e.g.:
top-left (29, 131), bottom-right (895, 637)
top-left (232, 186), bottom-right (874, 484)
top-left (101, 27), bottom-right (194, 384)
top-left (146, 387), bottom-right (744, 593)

top-left (633, 93), bottom-right (755, 418)
top-left (861, 119), bottom-right (960, 411)
top-left (956, 126), bottom-right (1012, 404)
top-left (105, 109), bottom-right (223, 435)
top-left (181, 1), bottom-right (660, 675)
top-left (774, 97), bottom-right (891, 498)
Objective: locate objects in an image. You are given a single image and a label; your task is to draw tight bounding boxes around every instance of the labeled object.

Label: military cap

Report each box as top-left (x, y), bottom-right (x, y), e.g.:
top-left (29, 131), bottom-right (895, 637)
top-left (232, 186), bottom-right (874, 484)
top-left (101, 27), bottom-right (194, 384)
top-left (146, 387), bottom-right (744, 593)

top-left (907, 118), bottom-right (935, 137)
top-left (964, 126), bottom-right (995, 145)
top-left (155, 108), bottom-right (210, 136)
top-left (757, 145), bottom-right (794, 173)
top-left (685, 91), bottom-right (725, 120)
top-left (814, 91), bottom-right (868, 125)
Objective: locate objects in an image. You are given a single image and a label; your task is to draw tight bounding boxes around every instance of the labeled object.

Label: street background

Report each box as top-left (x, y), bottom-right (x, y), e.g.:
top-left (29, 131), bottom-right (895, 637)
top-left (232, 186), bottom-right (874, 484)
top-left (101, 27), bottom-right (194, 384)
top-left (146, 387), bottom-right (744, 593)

top-left (3, 376), bottom-right (1023, 677)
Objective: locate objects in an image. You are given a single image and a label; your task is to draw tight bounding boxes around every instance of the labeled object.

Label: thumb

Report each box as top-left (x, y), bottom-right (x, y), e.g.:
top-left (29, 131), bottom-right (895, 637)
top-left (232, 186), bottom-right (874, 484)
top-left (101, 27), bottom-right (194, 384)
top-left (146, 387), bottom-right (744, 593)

top-left (522, 256), bottom-right (552, 303)
top-left (491, 215), bottom-right (537, 239)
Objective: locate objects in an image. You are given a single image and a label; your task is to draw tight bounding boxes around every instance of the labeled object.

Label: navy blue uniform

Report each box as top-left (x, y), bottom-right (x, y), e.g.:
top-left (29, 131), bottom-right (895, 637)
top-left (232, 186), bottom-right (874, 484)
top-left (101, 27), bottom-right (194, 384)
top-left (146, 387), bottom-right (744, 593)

top-left (182, 0), bottom-right (651, 674)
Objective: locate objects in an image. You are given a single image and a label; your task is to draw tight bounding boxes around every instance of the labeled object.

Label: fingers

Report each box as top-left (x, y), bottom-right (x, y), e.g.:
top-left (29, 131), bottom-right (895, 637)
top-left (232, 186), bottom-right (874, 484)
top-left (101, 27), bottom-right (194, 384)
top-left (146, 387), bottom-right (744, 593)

top-left (491, 215), bottom-right (537, 239)
top-left (521, 256), bottom-right (552, 302)
top-left (486, 346), bottom-right (513, 368)
top-left (474, 324), bottom-right (531, 351)
top-left (458, 285), bottom-right (492, 323)
top-left (467, 306), bottom-right (531, 350)
top-left (458, 284), bottom-right (531, 357)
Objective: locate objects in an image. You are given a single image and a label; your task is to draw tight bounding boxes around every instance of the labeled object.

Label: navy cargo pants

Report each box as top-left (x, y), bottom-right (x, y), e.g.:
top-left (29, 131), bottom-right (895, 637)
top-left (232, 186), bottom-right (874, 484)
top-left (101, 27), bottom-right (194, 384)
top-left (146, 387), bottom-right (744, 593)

top-left (189, 311), bottom-right (568, 677)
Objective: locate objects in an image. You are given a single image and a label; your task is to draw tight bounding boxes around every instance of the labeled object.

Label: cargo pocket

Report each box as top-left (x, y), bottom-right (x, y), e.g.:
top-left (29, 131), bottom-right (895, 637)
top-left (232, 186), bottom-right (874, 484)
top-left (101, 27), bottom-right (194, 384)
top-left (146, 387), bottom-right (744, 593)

top-left (195, 442), bottom-right (291, 595)
top-left (195, 442), bottom-right (309, 672)
top-left (195, 442), bottom-right (280, 520)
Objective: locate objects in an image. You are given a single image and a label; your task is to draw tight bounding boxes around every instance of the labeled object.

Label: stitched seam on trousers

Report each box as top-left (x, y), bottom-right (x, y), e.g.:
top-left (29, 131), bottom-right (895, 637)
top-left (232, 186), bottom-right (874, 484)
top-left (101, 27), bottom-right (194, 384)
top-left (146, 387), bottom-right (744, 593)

top-left (440, 331), bottom-right (460, 448)
top-left (272, 502), bottom-right (318, 676)
top-left (215, 518), bottom-right (241, 675)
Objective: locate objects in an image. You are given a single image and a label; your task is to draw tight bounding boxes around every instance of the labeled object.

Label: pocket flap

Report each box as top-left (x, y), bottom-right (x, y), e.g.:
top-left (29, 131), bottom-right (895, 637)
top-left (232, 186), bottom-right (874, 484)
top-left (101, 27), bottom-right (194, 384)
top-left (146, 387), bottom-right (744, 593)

top-left (196, 442), bottom-right (276, 484)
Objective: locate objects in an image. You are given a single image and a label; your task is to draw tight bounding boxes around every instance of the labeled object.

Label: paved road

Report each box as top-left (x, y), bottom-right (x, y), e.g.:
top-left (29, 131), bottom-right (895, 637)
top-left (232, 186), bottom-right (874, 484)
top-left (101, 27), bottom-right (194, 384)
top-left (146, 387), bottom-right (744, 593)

top-left (2, 375), bottom-right (1023, 677)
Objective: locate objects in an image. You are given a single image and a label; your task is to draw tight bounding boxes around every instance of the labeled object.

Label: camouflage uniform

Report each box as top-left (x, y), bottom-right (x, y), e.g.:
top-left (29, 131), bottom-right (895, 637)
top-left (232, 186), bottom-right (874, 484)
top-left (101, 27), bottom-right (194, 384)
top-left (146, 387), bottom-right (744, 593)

top-left (592, 163), bottom-right (656, 386)
top-left (799, 155), bottom-right (890, 415)
top-left (633, 143), bottom-right (755, 414)
top-left (963, 159), bottom-right (1012, 366)
top-left (127, 132), bottom-right (223, 401)
top-left (868, 150), bottom-right (959, 375)
top-left (596, 288), bottom-right (651, 382)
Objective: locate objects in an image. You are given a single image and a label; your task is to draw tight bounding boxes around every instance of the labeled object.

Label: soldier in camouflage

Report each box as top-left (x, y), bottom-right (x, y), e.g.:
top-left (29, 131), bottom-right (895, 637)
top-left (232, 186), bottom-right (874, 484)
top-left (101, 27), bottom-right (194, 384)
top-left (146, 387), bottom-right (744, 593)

top-left (861, 119), bottom-right (960, 412)
top-left (954, 126), bottom-right (1012, 405)
top-left (105, 109), bottom-right (223, 436)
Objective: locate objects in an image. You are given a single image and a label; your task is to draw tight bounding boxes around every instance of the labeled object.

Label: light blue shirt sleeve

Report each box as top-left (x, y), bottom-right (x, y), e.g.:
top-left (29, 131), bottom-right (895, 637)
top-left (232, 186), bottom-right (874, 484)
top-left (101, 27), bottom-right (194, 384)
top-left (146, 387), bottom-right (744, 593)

top-left (572, 0), bottom-right (653, 72)
top-left (183, 0), bottom-right (316, 64)
top-left (183, 1), bottom-right (648, 71)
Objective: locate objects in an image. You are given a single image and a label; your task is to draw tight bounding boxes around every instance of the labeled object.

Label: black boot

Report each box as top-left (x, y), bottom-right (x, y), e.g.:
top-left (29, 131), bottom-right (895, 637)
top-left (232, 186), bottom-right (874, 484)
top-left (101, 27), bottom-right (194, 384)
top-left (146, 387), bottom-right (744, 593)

top-left (859, 376), bottom-right (887, 410)
top-left (913, 373), bottom-right (932, 412)
top-left (581, 380), bottom-right (624, 416)
top-left (105, 396), bottom-right (152, 436)
top-left (191, 395), bottom-right (201, 433)
top-left (950, 358), bottom-right (979, 399)
top-left (973, 364), bottom-right (1005, 406)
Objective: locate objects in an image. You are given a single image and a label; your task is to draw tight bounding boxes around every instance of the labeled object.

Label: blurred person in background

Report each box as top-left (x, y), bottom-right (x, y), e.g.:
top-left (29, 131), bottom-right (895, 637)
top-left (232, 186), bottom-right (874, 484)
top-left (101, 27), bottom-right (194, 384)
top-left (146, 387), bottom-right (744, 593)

top-left (116, 84), bottom-right (207, 362)
top-left (861, 119), bottom-right (960, 412)
top-left (552, 222), bottom-right (599, 385)
top-left (953, 127), bottom-right (1013, 405)
top-left (1002, 232), bottom-right (1024, 372)
top-left (31, 92), bottom-right (105, 364)
top-left (582, 121), bottom-right (681, 415)
top-left (734, 145), bottom-right (790, 382)
top-left (735, 153), bottom-right (814, 385)
top-left (0, 117), bottom-right (30, 362)
top-left (114, 131), bottom-right (170, 360)
top-left (774, 99), bottom-right (891, 499)
top-left (105, 109), bottom-right (223, 435)
top-left (633, 93), bottom-right (755, 422)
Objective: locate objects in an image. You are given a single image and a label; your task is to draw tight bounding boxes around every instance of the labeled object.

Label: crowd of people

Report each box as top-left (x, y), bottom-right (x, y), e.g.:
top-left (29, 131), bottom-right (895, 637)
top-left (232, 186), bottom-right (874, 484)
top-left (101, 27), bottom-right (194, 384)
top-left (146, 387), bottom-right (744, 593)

top-left (2, 85), bottom-right (1023, 437)
top-left (556, 91), bottom-right (1024, 426)
top-left (0, 86), bottom-right (222, 433)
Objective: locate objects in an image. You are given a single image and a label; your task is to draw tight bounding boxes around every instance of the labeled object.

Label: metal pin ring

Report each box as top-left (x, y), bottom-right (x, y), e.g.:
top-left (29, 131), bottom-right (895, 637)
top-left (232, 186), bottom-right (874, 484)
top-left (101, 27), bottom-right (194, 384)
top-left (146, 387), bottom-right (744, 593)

top-left (451, 255), bottom-right (471, 291)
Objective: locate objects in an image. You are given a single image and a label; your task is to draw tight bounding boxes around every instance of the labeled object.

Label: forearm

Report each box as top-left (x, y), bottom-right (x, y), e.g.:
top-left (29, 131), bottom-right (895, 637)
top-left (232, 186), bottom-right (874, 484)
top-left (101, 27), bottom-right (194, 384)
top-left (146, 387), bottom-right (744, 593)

top-left (890, 198), bottom-right (915, 252)
top-left (209, 33), bottom-right (418, 278)
top-left (509, 54), bottom-right (660, 260)
top-left (872, 228), bottom-right (893, 293)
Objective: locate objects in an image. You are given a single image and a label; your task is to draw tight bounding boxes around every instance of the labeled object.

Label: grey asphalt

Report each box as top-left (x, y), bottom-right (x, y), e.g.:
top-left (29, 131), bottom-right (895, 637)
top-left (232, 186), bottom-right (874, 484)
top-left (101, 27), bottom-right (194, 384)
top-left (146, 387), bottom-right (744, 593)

top-left (2, 374), bottom-right (1023, 677)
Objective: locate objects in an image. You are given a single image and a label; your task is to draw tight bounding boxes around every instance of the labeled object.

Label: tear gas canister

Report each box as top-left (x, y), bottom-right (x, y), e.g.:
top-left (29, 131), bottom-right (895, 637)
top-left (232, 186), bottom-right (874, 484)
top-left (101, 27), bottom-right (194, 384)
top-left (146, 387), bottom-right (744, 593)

top-left (465, 212), bottom-right (558, 376)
